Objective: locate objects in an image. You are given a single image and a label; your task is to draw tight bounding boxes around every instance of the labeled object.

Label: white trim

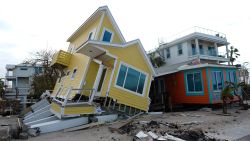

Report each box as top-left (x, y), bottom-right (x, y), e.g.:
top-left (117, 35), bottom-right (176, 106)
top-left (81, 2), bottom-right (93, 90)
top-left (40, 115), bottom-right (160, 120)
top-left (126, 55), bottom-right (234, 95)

top-left (212, 71), bottom-right (223, 91)
top-left (156, 63), bottom-right (237, 77)
top-left (101, 27), bottom-right (114, 43)
top-left (106, 58), bottom-right (118, 96)
top-left (78, 59), bottom-right (91, 92)
top-left (88, 28), bottom-right (96, 40)
top-left (67, 6), bottom-right (126, 43)
top-left (114, 61), bottom-right (148, 97)
top-left (96, 67), bottom-right (107, 96)
top-left (63, 87), bottom-right (72, 106)
top-left (70, 67), bottom-right (77, 80)
top-left (105, 6), bottom-right (126, 42)
top-left (75, 39), bottom-right (156, 76)
top-left (55, 85), bottom-right (63, 98)
top-left (95, 12), bottom-right (105, 40)
top-left (93, 59), bottom-right (102, 64)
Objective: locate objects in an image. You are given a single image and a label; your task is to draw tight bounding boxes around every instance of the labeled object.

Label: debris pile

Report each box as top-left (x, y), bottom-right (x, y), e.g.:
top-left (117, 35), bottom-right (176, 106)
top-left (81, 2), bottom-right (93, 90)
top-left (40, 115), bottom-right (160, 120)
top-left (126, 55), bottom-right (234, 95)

top-left (110, 119), bottom-right (227, 141)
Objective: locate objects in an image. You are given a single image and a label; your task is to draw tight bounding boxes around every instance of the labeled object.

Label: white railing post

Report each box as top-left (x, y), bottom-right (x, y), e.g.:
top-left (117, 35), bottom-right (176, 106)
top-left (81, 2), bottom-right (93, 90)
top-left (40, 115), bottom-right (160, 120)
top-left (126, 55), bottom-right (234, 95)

top-left (63, 87), bottom-right (72, 106)
top-left (89, 64), bottom-right (104, 104)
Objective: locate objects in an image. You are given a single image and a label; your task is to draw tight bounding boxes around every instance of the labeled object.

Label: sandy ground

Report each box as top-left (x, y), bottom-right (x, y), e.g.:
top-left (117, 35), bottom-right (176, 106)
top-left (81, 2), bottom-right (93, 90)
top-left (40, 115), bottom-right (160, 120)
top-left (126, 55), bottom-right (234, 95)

top-left (2, 106), bottom-right (249, 141)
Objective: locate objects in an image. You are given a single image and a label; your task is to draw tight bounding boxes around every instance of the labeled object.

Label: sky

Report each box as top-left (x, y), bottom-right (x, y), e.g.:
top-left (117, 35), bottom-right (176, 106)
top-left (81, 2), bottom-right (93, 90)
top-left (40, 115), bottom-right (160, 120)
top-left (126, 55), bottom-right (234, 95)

top-left (0, 0), bottom-right (250, 78)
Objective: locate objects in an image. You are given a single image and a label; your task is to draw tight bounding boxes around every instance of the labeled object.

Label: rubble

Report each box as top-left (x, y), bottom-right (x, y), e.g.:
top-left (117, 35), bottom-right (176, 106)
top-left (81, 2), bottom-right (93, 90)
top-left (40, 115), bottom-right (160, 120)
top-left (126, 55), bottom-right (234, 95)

top-left (111, 117), bottom-right (227, 141)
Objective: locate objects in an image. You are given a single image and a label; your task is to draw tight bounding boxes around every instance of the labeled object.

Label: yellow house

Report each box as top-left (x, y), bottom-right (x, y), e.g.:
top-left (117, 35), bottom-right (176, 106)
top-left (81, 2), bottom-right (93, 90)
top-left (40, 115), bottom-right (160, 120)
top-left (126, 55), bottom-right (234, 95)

top-left (50, 6), bottom-right (155, 118)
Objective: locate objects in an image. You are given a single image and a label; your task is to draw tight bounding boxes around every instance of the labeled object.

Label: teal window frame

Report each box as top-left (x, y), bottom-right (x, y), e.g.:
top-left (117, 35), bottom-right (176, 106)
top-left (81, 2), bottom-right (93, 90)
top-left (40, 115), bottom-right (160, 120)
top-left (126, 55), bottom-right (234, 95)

top-left (185, 70), bottom-right (204, 96)
top-left (211, 70), bottom-right (223, 91)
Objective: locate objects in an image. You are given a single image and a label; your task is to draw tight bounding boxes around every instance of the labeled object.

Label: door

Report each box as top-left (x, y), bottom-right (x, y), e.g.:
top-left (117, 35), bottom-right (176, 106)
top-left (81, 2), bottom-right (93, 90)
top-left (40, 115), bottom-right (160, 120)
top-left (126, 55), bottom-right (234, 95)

top-left (96, 68), bottom-right (107, 96)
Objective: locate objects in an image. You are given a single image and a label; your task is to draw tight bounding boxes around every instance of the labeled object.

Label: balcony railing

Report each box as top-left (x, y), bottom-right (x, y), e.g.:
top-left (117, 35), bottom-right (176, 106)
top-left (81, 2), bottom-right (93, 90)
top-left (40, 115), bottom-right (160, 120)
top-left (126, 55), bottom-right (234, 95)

top-left (159, 26), bottom-right (227, 45)
top-left (51, 50), bottom-right (72, 67)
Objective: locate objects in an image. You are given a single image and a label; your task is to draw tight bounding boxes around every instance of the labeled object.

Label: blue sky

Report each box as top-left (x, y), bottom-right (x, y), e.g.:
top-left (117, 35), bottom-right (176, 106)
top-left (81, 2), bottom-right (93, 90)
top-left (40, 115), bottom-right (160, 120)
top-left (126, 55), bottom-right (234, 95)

top-left (0, 0), bottom-right (250, 78)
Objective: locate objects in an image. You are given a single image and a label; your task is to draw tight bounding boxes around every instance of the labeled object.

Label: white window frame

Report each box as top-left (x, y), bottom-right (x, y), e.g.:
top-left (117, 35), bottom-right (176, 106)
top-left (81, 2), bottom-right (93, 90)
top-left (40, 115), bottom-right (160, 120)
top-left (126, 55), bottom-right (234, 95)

top-left (166, 48), bottom-right (171, 59)
top-left (88, 28), bottom-right (96, 40)
top-left (114, 61), bottom-right (148, 97)
top-left (71, 68), bottom-right (77, 80)
top-left (212, 71), bottom-right (223, 91)
top-left (177, 44), bottom-right (183, 55)
top-left (101, 27), bottom-right (114, 43)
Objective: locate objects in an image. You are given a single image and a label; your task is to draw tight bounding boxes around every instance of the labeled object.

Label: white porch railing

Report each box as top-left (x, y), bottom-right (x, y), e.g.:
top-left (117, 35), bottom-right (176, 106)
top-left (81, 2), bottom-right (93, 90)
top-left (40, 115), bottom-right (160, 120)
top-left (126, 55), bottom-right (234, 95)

top-left (53, 88), bottom-right (95, 106)
top-left (160, 26), bottom-right (227, 44)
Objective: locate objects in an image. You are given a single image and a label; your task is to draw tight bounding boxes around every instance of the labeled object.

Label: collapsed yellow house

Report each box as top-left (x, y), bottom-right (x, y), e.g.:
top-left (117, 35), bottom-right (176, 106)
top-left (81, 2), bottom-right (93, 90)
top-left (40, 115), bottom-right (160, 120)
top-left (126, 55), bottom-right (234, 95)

top-left (49, 6), bottom-right (155, 118)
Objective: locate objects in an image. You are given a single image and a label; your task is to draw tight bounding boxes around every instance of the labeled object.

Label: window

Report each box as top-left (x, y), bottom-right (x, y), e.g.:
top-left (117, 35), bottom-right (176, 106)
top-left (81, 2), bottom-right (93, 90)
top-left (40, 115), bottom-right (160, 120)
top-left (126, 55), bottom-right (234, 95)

top-left (166, 48), bottom-right (170, 58)
top-left (208, 46), bottom-right (216, 56)
top-left (178, 44), bottom-right (183, 55)
top-left (88, 32), bottom-right (93, 40)
top-left (102, 29), bottom-right (113, 42)
top-left (199, 45), bottom-right (204, 55)
top-left (159, 49), bottom-right (165, 59)
top-left (228, 71), bottom-right (236, 83)
top-left (20, 67), bottom-right (28, 70)
top-left (116, 64), bottom-right (147, 95)
top-left (191, 44), bottom-right (197, 55)
top-left (71, 69), bottom-right (77, 80)
top-left (187, 72), bottom-right (203, 92)
top-left (212, 71), bottom-right (223, 90)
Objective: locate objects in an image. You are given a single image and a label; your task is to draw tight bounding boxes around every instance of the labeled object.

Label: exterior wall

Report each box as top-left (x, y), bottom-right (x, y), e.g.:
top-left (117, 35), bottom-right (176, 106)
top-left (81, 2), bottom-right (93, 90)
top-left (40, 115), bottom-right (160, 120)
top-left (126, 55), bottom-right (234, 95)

top-left (82, 60), bottom-right (99, 96)
top-left (13, 67), bottom-right (35, 77)
top-left (160, 42), bottom-right (189, 66)
top-left (207, 67), bottom-right (238, 104)
top-left (51, 53), bottom-right (90, 98)
top-left (69, 16), bottom-right (102, 52)
top-left (100, 59), bottom-right (114, 97)
top-left (17, 77), bottom-right (30, 87)
top-left (165, 68), bottom-right (210, 105)
top-left (101, 44), bottom-right (153, 111)
top-left (187, 40), bottom-right (219, 56)
top-left (163, 67), bottom-right (238, 105)
top-left (98, 14), bottom-right (123, 44)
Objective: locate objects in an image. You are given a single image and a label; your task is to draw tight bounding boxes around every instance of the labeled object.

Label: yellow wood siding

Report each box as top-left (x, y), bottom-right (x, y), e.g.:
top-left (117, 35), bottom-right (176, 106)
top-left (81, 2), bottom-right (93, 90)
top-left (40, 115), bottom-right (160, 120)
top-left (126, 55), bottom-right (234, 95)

top-left (98, 14), bottom-right (123, 44)
top-left (51, 102), bottom-right (61, 113)
top-left (82, 60), bottom-right (99, 96)
top-left (64, 105), bottom-right (95, 115)
top-left (70, 17), bottom-right (101, 50)
top-left (101, 44), bottom-right (152, 111)
top-left (100, 63), bottom-right (113, 97)
top-left (52, 53), bottom-right (90, 98)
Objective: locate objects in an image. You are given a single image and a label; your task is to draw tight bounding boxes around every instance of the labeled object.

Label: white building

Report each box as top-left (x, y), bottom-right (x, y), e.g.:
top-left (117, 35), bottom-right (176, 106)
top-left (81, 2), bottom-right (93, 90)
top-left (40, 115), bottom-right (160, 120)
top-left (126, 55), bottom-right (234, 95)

top-left (5, 64), bottom-right (43, 108)
top-left (157, 26), bottom-right (230, 73)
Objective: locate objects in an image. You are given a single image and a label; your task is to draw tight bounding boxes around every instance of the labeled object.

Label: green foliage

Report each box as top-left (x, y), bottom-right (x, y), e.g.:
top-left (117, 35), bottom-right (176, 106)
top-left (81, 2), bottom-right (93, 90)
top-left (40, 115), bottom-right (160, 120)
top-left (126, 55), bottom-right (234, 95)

top-left (149, 49), bottom-right (165, 68)
top-left (25, 49), bottom-right (60, 99)
top-left (229, 46), bottom-right (240, 65)
top-left (0, 79), bottom-right (4, 98)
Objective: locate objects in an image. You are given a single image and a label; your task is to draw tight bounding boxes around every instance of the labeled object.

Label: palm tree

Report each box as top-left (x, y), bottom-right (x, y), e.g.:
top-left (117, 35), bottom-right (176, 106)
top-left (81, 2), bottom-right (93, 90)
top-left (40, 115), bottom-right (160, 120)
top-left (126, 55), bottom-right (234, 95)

top-left (221, 82), bottom-right (234, 114)
top-left (229, 46), bottom-right (240, 65)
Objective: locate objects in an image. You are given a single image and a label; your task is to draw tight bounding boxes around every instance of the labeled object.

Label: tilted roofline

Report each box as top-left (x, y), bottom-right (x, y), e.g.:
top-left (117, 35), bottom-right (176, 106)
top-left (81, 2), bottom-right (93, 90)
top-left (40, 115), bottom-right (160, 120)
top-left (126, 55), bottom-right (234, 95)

top-left (67, 6), bottom-right (126, 43)
top-left (75, 39), bottom-right (156, 76)
top-left (156, 63), bottom-right (237, 77)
